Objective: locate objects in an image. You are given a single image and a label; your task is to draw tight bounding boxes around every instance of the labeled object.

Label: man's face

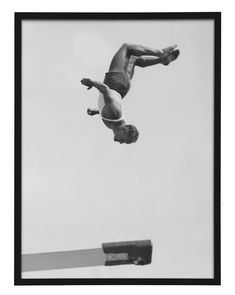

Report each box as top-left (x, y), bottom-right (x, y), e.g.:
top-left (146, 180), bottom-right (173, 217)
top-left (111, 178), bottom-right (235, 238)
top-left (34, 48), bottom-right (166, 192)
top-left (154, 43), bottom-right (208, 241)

top-left (114, 128), bottom-right (126, 144)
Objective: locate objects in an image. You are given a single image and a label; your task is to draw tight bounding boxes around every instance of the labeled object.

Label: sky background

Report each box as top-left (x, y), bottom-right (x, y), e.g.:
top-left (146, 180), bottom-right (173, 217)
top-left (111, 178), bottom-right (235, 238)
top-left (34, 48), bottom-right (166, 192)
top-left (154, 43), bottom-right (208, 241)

top-left (22, 19), bottom-right (214, 278)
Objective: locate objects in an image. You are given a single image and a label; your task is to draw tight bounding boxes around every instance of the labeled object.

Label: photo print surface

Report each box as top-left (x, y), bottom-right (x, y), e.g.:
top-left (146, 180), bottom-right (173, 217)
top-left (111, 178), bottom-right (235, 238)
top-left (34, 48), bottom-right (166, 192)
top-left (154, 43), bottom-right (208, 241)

top-left (17, 16), bottom-right (219, 282)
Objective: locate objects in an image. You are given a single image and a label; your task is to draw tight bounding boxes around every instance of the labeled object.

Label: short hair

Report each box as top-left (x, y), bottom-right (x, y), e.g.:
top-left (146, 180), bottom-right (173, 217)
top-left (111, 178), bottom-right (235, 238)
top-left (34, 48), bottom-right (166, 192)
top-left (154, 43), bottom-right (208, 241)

top-left (119, 125), bottom-right (139, 144)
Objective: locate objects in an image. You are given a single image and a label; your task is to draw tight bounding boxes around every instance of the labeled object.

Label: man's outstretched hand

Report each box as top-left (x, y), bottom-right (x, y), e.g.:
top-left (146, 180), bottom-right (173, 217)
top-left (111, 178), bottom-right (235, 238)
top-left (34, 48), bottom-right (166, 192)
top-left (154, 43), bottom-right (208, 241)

top-left (81, 78), bottom-right (93, 90)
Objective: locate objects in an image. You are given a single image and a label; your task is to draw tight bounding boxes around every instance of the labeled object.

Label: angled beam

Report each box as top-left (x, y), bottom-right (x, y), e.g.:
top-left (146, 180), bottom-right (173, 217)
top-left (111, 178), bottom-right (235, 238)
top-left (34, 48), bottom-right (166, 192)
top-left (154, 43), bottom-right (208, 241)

top-left (22, 240), bottom-right (152, 272)
top-left (22, 248), bottom-right (105, 272)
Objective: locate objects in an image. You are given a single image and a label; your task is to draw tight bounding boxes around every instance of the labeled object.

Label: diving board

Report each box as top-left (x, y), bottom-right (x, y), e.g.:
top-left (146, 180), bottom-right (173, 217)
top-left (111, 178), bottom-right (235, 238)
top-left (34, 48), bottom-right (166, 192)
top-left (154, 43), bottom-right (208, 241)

top-left (22, 240), bottom-right (153, 272)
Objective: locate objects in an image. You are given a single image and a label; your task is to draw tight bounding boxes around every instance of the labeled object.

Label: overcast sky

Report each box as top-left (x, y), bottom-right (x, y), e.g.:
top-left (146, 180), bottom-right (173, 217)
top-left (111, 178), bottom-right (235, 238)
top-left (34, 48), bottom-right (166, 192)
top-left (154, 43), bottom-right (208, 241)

top-left (22, 19), bottom-right (214, 278)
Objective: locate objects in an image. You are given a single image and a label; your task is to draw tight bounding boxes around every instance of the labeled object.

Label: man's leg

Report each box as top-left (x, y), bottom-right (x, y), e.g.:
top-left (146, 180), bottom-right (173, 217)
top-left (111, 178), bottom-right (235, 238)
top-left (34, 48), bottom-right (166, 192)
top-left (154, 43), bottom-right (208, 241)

top-left (135, 49), bottom-right (180, 68)
top-left (108, 43), bottom-right (177, 74)
top-left (135, 56), bottom-right (162, 68)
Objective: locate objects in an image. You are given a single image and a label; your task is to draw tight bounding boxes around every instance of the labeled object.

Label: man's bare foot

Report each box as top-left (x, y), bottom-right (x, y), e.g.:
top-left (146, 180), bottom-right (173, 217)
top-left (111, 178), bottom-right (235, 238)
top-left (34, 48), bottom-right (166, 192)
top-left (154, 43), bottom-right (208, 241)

top-left (161, 45), bottom-right (177, 59)
top-left (87, 108), bottom-right (99, 116)
top-left (161, 49), bottom-right (180, 66)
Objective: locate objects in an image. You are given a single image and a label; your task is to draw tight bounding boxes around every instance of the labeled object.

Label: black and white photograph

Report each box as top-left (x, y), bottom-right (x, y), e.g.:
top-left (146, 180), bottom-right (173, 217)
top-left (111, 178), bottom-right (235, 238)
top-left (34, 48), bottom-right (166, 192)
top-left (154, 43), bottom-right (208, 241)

top-left (14, 12), bottom-right (221, 285)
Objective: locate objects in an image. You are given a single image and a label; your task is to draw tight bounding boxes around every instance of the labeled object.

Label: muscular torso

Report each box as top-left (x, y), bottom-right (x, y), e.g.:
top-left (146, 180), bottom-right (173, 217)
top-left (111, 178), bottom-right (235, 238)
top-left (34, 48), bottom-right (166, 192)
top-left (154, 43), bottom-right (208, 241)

top-left (101, 101), bottom-right (122, 120)
top-left (99, 56), bottom-right (137, 128)
top-left (102, 100), bottom-right (124, 129)
top-left (98, 91), bottom-right (125, 129)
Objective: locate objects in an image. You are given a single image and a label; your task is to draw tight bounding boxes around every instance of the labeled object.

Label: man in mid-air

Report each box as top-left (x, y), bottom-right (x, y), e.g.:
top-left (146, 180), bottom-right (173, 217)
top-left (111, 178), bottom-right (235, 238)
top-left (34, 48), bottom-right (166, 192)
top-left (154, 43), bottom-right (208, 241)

top-left (81, 43), bottom-right (180, 144)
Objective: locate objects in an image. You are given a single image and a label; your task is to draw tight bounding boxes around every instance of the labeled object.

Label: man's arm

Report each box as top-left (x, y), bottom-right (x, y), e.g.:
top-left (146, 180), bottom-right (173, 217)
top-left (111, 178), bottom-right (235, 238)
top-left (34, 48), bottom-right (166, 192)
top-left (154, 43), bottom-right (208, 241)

top-left (81, 78), bottom-right (110, 95)
top-left (87, 108), bottom-right (99, 116)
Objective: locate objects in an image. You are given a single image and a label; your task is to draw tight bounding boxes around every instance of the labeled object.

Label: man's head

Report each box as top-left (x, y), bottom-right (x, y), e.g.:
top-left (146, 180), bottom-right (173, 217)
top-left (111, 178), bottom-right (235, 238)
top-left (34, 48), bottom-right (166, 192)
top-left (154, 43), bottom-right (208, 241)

top-left (113, 125), bottom-right (139, 144)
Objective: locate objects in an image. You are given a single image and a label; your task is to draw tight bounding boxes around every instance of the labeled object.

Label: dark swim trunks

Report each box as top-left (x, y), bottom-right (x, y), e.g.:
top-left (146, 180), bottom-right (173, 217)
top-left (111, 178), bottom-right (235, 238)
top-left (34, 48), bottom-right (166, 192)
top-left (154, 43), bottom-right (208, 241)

top-left (103, 72), bottom-right (131, 98)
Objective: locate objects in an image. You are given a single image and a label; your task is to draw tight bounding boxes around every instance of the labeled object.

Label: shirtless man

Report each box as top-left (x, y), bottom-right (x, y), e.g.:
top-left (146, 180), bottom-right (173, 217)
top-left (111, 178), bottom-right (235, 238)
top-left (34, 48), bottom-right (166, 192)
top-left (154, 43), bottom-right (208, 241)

top-left (81, 43), bottom-right (180, 144)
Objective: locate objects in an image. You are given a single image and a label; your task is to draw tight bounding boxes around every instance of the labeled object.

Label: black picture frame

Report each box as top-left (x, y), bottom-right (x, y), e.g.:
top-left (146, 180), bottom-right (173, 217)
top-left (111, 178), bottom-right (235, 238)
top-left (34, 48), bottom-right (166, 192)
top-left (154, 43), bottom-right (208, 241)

top-left (15, 12), bottom-right (221, 285)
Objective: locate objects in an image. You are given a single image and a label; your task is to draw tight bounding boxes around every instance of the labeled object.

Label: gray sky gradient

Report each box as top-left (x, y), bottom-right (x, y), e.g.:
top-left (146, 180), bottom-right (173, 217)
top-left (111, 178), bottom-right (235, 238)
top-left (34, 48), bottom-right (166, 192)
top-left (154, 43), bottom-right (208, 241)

top-left (22, 20), bottom-right (214, 278)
